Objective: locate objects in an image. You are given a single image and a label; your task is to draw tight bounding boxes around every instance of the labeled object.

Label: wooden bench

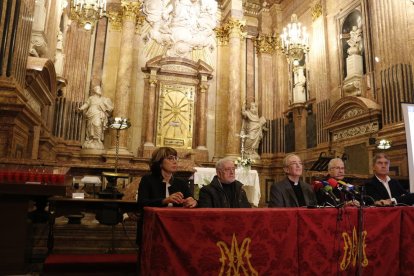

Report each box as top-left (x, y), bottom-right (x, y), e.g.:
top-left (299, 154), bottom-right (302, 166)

top-left (43, 253), bottom-right (138, 275)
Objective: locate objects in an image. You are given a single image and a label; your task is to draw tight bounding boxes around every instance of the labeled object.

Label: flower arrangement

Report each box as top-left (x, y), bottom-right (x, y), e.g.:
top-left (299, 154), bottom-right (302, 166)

top-left (234, 157), bottom-right (254, 168)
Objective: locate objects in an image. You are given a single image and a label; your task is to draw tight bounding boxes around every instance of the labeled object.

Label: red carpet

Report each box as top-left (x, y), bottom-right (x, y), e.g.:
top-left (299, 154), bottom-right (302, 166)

top-left (43, 253), bottom-right (138, 275)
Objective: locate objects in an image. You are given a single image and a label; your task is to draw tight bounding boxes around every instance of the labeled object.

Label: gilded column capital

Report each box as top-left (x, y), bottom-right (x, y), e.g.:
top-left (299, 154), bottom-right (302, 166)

top-left (215, 25), bottom-right (230, 46)
top-left (255, 33), bottom-right (280, 54)
top-left (215, 18), bottom-right (247, 45)
top-left (311, 2), bottom-right (323, 21)
top-left (121, 1), bottom-right (142, 22)
top-left (199, 83), bottom-right (209, 92)
top-left (149, 78), bottom-right (157, 86)
top-left (107, 1), bottom-right (144, 32)
top-left (227, 18), bottom-right (247, 39)
top-left (108, 11), bottom-right (123, 31)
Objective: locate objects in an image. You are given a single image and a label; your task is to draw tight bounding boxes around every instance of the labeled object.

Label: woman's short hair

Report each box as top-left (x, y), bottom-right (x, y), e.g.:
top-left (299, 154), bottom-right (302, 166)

top-left (150, 147), bottom-right (178, 175)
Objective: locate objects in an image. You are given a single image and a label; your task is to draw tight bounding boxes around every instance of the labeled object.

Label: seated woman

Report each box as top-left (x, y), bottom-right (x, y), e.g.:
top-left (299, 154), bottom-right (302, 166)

top-left (136, 147), bottom-right (197, 245)
top-left (137, 146), bottom-right (197, 208)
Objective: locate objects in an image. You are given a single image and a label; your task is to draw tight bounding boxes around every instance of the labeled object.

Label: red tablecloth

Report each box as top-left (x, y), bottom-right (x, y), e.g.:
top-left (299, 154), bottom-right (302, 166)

top-left (140, 207), bottom-right (414, 276)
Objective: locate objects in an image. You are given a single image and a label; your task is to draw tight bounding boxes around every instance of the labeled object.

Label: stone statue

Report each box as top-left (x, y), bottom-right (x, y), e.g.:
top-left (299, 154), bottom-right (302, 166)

top-left (293, 66), bottom-right (306, 104)
top-left (54, 31), bottom-right (64, 76)
top-left (241, 102), bottom-right (267, 160)
top-left (347, 25), bottom-right (362, 56)
top-left (79, 86), bottom-right (114, 150)
top-left (143, 0), bottom-right (217, 58)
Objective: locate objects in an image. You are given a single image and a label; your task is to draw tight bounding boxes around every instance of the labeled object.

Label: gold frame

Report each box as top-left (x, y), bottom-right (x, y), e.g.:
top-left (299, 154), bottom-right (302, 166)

top-left (156, 83), bottom-right (195, 149)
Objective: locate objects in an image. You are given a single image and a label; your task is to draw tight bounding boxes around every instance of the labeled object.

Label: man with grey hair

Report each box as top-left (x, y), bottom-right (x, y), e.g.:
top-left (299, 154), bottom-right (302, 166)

top-left (269, 153), bottom-right (317, 207)
top-left (327, 158), bottom-right (346, 181)
top-left (365, 153), bottom-right (414, 206)
top-left (198, 158), bottom-right (251, 208)
top-left (316, 158), bottom-right (359, 206)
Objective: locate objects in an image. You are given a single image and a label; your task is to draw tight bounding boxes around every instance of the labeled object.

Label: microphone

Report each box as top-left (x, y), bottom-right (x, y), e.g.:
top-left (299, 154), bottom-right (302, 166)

top-left (326, 178), bottom-right (339, 188)
top-left (321, 182), bottom-right (341, 204)
top-left (337, 180), bottom-right (360, 195)
top-left (314, 180), bottom-right (341, 205)
top-left (312, 181), bottom-right (324, 191)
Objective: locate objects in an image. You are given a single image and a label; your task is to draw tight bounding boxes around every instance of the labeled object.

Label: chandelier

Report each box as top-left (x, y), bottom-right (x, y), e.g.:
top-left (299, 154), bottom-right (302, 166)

top-left (377, 139), bottom-right (392, 150)
top-left (280, 14), bottom-right (309, 66)
top-left (70, 0), bottom-right (107, 31)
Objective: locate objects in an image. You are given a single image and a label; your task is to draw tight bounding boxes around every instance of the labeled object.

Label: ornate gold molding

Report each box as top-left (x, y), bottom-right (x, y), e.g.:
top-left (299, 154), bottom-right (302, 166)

top-left (199, 83), bottom-right (209, 92)
top-left (311, 2), bottom-right (323, 21)
top-left (255, 33), bottom-right (280, 54)
top-left (215, 18), bottom-right (247, 45)
top-left (107, 11), bottom-right (122, 31)
top-left (341, 108), bottom-right (364, 119)
top-left (227, 18), bottom-right (247, 38)
top-left (135, 13), bottom-right (146, 33)
top-left (215, 25), bottom-right (230, 46)
top-left (149, 79), bottom-right (157, 86)
top-left (121, 1), bottom-right (142, 22)
top-left (332, 122), bottom-right (379, 141)
top-left (107, 1), bottom-right (144, 32)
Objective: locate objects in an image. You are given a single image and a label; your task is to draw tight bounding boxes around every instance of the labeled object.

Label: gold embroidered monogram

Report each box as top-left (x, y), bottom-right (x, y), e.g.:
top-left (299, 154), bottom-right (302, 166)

top-left (340, 226), bottom-right (368, 271)
top-left (216, 233), bottom-right (258, 276)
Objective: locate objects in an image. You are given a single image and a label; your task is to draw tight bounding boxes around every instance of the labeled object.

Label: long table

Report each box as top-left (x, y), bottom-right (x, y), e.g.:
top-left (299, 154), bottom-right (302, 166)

top-left (141, 206), bottom-right (414, 275)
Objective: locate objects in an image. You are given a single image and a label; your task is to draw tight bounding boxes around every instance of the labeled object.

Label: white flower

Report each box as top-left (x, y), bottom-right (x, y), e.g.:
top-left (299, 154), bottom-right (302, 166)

top-left (234, 157), bottom-right (254, 167)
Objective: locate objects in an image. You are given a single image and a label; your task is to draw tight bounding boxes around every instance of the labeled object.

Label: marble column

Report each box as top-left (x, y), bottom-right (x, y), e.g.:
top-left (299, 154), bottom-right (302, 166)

top-left (309, 2), bottom-right (330, 145)
top-left (225, 19), bottom-right (245, 157)
top-left (256, 5), bottom-right (273, 118)
top-left (90, 19), bottom-right (108, 88)
top-left (245, 38), bottom-right (255, 105)
top-left (196, 79), bottom-right (209, 149)
top-left (255, 34), bottom-right (275, 157)
top-left (109, 1), bottom-right (141, 156)
top-left (144, 73), bottom-right (157, 147)
top-left (309, 2), bottom-right (328, 101)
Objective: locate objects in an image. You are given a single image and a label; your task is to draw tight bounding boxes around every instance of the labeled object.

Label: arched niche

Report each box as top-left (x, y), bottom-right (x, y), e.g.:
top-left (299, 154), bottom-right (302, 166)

top-left (325, 96), bottom-right (381, 142)
top-left (341, 10), bottom-right (365, 80)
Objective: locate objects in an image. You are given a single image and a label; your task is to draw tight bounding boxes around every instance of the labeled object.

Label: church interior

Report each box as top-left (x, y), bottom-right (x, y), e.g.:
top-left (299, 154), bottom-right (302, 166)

top-left (1, 0), bottom-right (414, 274)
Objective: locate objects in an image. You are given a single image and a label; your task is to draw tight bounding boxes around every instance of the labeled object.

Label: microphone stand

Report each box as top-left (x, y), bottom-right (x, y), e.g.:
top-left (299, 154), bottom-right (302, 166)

top-left (357, 185), bottom-right (365, 276)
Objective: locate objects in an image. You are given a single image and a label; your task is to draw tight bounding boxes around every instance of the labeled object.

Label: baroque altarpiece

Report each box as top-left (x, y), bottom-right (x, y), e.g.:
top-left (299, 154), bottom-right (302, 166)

top-left (1, 0), bottom-right (414, 205)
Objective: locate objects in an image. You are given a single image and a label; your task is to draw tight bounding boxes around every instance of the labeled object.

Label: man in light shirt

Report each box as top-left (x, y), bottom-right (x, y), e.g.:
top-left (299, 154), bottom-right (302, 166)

top-left (365, 153), bottom-right (414, 206)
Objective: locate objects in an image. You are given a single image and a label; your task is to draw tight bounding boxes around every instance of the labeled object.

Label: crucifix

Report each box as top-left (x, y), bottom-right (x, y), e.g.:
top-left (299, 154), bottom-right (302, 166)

top-left (237, 131), bottom-right (249, 160)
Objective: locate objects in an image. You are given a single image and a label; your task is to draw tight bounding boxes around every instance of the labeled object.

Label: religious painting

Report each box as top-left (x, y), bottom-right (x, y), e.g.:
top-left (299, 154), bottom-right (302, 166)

top-left (156, 83), bottom-right (195, 149)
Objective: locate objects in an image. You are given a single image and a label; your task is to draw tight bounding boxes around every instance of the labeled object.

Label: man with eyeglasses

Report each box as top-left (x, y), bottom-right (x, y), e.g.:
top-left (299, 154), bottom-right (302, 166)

top-left (316, 158), bottom-right (359, 207)
top-left (269, 153), bottom-right (317, 207)
top-left (198, 158), bottom-right (251, 208)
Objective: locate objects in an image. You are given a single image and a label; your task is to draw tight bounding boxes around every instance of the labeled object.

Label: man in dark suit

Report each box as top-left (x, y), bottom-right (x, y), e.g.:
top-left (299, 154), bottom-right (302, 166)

top-left (198, 158), bottom-right (251, 208)
top-left (269, 153), bottom-right (317, 207)
top-left (316, 158), bottom-right (359, 207)
top-left (365, 153), bottom-right (414, 206)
